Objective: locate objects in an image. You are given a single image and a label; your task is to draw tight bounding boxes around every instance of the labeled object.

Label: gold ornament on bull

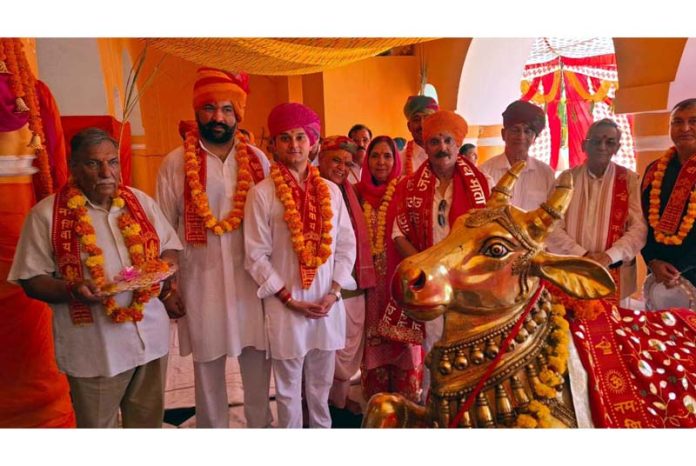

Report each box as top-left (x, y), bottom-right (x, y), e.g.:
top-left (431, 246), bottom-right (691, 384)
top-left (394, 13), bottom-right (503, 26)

top-left (362, 161), bottom-right (615, 429)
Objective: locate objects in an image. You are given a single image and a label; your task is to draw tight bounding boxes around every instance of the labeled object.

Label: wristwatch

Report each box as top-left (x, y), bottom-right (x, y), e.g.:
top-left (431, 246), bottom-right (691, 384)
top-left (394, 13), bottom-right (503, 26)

top-left (331, 289), bottom-right (342, 301)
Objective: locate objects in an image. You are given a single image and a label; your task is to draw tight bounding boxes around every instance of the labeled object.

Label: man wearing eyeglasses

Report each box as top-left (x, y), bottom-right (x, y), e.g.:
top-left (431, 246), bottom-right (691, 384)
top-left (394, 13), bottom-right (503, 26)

top-left (480, 100), bottom-right (556, 211)
top-left (641, 98), bottom-right (696, 289)
top-left (547, 119), bottom-right (646, 306)
top-left (385, 110), bottom-right (490, 401)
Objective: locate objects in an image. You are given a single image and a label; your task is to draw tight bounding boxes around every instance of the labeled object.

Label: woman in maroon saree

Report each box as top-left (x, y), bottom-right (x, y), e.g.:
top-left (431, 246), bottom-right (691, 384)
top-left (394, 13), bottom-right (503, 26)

top-left (355, 135), bottom-right (422, 402)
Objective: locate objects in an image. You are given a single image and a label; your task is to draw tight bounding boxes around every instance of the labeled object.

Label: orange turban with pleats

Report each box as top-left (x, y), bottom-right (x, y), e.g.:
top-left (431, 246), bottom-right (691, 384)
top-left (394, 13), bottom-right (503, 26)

top-left (422, 110), bottom-right (468, 146)
top-left (192, 67), bottom-right (249, 122)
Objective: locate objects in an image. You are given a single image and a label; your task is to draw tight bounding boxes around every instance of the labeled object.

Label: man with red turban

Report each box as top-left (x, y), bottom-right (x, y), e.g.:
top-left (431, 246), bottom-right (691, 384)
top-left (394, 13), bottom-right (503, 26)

top-left (244, 103), bottom-right (357, 428)
top-left (401, 95), bottom-right (439, 176)
top-left (480, 100), bottom-right (556, 211)
top-left (382, 110), bottom-right (490, 401)
top-left (156, 67), bottom-right (272, 428)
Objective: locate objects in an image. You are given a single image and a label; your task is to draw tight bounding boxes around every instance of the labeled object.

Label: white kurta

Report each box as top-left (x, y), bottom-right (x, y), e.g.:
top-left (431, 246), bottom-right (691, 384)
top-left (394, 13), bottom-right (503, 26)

top-left (479, 153), bottom-right (556, 211)
top-left (156, 141), bottom-right (270, 362)
top-left (546, 162), bottom-right (647, 298)
top-left (243, 175), bottom-right (357, 360)
top-left (399, 140), bottom-right (428, 174)
top-left (8, 189), bottom-right (182, 378)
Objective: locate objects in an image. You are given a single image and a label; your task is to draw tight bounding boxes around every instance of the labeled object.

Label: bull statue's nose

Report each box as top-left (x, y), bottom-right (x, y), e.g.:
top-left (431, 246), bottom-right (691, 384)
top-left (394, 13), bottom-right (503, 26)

top-left (408, 270), bottom-right (427, 292)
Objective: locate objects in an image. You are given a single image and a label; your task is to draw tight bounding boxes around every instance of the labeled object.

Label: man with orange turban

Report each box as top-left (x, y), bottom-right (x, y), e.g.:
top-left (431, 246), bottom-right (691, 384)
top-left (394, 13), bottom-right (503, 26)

top-left (401, 95), bottom-right (439, 176)
top-left (480, 100), bottom-right (556, 211)
top-left (156, 67), bottom-right (272, 428)
top-left (383, 110), bottom-right (490, 402)
top-left (244, 103), bottom-right (357, 428)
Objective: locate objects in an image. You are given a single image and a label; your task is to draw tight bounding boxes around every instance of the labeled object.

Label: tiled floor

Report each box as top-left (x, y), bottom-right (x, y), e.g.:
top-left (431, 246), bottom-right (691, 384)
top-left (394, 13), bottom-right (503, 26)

top-left (163, 323), bottom-right (364, 428)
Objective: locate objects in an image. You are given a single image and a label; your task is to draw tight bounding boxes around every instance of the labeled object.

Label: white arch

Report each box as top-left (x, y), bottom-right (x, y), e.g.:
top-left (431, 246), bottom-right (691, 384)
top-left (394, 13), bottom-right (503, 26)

top-left (668, 38), bottom-right (696, 109)
top-left (456, 38), bottom-right (535, 126)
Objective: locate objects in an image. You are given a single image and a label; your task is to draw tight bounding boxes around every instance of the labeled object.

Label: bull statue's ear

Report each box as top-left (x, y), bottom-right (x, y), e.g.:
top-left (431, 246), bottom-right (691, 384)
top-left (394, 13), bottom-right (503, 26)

top-left (530, 251), bottom-right (616, 299)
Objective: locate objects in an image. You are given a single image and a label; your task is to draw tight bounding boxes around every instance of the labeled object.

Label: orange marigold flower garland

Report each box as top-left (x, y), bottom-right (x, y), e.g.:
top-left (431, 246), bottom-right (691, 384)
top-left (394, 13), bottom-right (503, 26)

top-left (271, 164), bottom-right (333, 268)
top-left (2, 38), bottom-right (54, 198)
top-left (363, 177), bottom-right (399, 256)
top-left (184, 130), bottom-right (254, 235)
top-left (404, 142), bottom-right (414, 176)
top-left (66, 185), bottom-right (163, 323)
top-left (648, 147), bottom-right (696, 246)
top-left (514, 300), bottom-right (569, 428)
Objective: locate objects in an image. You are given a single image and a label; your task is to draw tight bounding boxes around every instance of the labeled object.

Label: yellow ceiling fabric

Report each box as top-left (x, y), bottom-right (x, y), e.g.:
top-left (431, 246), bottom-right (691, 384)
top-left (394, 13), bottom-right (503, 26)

top-left (144, 38), bottom-right (435, 75)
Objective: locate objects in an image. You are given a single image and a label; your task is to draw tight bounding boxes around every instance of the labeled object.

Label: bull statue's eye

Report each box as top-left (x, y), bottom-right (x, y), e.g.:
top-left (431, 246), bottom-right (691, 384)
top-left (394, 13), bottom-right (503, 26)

top-left (484, 242), bottom-right (510, 258)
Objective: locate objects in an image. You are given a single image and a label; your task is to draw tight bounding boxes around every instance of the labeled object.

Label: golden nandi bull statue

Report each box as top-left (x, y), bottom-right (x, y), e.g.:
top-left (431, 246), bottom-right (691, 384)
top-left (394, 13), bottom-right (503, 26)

top-left (363, 161), bottom-right (616, 428)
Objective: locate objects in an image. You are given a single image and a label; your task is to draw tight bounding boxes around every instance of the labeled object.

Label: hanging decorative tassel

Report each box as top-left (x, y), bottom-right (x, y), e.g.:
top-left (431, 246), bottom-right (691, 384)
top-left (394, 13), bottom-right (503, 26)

top-left (15, 96), bottom-right (29, 112)
top-left (0, 60), bottom-right (8, 73)
top-left (29, 132), bottom-right (42, 149)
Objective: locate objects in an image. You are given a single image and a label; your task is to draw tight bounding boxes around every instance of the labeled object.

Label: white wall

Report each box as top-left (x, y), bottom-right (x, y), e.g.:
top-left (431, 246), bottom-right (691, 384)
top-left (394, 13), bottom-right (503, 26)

top-left (456, 38), bottom-right (535, 125)
top-left (668, 38), bottom-right (696, 109)
top-left (35, 38), bottom-right (108, 116)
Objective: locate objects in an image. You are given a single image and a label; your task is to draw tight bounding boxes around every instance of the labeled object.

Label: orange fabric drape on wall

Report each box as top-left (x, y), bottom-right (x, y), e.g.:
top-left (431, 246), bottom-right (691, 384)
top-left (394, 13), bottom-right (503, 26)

top-left (0, 180), bottom-right (75, 427)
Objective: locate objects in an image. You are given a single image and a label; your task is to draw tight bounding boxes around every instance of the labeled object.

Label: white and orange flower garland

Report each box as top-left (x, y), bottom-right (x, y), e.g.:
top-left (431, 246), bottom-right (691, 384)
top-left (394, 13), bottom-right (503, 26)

top-left (648, 148), bottom-right (696, 246)
top-left (66, 185), bottom-right (166, 323)
top-left (363, 177), bottom-right (399, 256)
top-left (183, 131), bottom-right (254, 236)
top-left (270, 164), bottom-right (333, 268)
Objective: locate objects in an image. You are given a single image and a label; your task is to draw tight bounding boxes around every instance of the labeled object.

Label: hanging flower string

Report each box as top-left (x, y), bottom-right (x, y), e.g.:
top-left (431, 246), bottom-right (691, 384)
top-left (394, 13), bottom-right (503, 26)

top-left (66, 184), bottom-right (166, 323)
top-left (648, 147), bottom-right (696, 246)
top-left (363, 177), bottom-right (399, 256)
top-left (2, 38), bottom-right (54, 198)
top-left (271, 164), bottom-right (333, 268)
top-left (184, 129), bottom-right (254, 235)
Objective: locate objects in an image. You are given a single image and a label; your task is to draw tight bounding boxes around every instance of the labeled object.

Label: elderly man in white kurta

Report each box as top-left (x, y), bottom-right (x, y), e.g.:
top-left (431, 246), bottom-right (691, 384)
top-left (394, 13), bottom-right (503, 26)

top-left (9, 128), bottom-right (183, 428)
top-left (156, 68), bottom-right (272, 428)
top-left (547, 119), bottom-right (647, 306)
top-left (244, 103), bottom-right (357, 428)
top-left (480, 100), bottom-right (556, 211)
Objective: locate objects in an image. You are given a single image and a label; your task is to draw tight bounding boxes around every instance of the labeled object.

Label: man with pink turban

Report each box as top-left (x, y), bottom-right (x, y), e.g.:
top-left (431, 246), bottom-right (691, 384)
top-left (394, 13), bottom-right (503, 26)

top-left (479, 100), bottom-right (556, 211)
top-left (401, 95), bottom-right (439, 176)
top-left (244, 103), bottom-right (357, 428)
top-left (383, 110), bottom-right (490, 401)
top-left (156, 67), bottom-right (272, 428)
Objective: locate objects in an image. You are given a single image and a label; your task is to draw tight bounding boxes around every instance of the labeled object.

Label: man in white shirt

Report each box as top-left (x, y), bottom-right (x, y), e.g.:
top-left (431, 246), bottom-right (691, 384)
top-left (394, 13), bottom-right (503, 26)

top-left (347, 124), bottom-right (372, 184)
top-left (8, 128), bottom-right (183, 428)
top-left (156, 68), bottom-right (272, 428)
top-left (244, 103), bottom-right (357, 428)
top-left (480, 100), bottom-right (556, 211)
top-left (400, 95), bottom-right (439, 176)
top-left (547, 119), bottom-right (647, 305)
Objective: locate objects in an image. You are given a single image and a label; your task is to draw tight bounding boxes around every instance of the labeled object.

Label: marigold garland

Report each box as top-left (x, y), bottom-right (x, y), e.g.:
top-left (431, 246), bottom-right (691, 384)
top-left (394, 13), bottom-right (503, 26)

top-left (184, 130), bottom-right (255, 236)
top-left (66, 185), bottom-right (165, 323)
top-left (270, 163), bottom-right (333, 268)
top-left (363, 177), bottom-right (399, 256)
top-left (520, 70), bottom-right (561, 105)
top-left (404, 142), bottom-right (414, 176)
top-left (647, 147), bottom-right (696, 246)
top-left (2, 38), bottom-right (54, 199)
top-left (514, 299), bottom-right (569, 428)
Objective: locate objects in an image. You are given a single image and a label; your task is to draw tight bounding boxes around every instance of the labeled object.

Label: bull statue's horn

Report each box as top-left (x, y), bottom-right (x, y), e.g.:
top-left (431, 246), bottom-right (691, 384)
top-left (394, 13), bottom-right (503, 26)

top-left (524, 171), bottom-right (573, 243)
top-left (487, 160), bottom-right (526, 208)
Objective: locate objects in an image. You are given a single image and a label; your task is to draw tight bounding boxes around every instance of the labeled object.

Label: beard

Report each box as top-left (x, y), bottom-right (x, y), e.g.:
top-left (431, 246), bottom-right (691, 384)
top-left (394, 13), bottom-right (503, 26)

top-left (198, 120), bottom-right (235, 144)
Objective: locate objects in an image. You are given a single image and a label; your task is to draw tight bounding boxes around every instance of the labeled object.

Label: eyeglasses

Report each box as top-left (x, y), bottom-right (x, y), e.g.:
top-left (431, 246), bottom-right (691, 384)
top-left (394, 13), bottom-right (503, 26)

top-left (437, 199), bottom-right (447, 227)
top-left (584, 138), bottom-right (620, 148)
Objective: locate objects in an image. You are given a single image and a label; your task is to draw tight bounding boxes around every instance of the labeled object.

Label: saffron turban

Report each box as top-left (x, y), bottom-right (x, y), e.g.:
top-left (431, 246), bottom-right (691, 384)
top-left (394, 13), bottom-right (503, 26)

top-left (267, 102), bottom-right (321, 146)
top-left (422, 110), bottom-right (469, 146)
top-left (192, 67), bottom-right (249, 122)
top-left (403, 95), bottom-right (439, 119)
top-left (502, 100), bottom-right (546, 135)
top-left (320, 135), bottom-right (358, 156)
